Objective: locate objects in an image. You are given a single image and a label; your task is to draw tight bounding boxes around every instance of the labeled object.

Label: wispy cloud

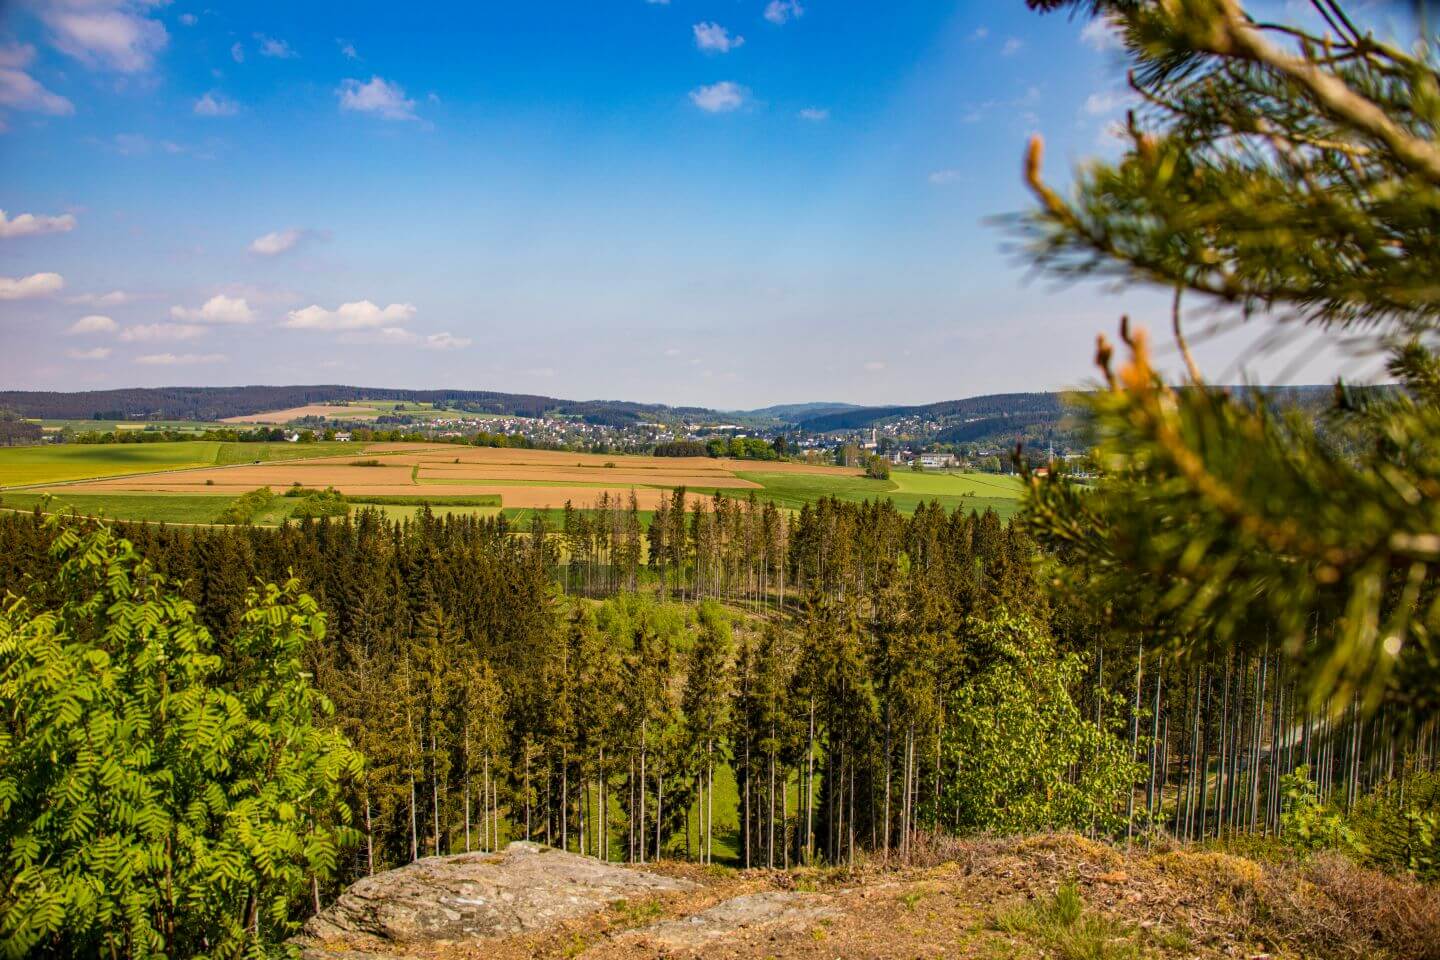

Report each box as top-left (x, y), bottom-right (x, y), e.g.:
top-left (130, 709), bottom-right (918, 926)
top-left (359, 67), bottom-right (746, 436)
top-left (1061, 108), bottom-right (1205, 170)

top-left (0, 209), bottom-right (76, 238)
top-left (928, 169), bottom-right (962, 185)
top-left (694, 22), bottom-right (744, 54)
top-left (178, 13), bottom-right (198, 27)
top-left (193, 91), bottom-right (239, 116)
top-left (254, 34), bottom-right (297, 59)
top-left (0, 272), bottom-right (63, 299)
top-left (798, 107), bottom-right (829, 122)
top-left (230, 41), bottom-right (244, 63)
top-left (67, 346), bottom-right (111, 360)
top-left (43, 0), bottom-right (169, 74)
top-left (135, 352), bottom-right (225, 365)
top-left (338, 76), bottom-right (417, 120)
top-left (0, 44), bottom-right (75, 116)
top-left (425, 332), bottom-right (472, 350)
top-left (1083, 91), bottom-right (1131, 116)
top-left (690, 81), bottom-right (746, 113)
top-left (67, 315), bottom-right (116, 335)
top-left (248, 228), bottom-right (308, 256)
top-left (120, 322), bottom-right (205, 342)
top-left (1080, 16), bottom-right (1124, 52)
top-left (284, 300), bottom-right (416, 331)
top-left (764, 0), bottom-right (803, 25)
top-left (69, 289), bottom-right (130, 307)
top-left (1001, 37), bottom-right (1023, 56)
top-left (170, 294), bottom-right (255, 324)
top-left (336, 38), bottom-right (359, 60)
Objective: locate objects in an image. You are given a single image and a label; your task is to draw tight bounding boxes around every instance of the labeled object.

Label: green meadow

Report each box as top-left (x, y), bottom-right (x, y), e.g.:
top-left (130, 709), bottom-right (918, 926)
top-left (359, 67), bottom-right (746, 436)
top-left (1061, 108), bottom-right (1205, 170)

top-left (0, 440), bottom-right (360, 488)
top-left (732, 469), bottom-right (1023, 520)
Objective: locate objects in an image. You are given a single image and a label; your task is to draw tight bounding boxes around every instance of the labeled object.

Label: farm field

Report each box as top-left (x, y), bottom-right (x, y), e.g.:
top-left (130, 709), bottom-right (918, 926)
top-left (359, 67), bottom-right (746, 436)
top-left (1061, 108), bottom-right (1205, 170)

top-left (0, 440), bottom-right (361, 488)
top-left (222, 399), bottom-right (503, 424)
top-left (0, 442), bottom-right (1023, 524)
top-left (0, 490), bottom-right (505, 527)
top-left (222, 403), bottom-right (385, 423)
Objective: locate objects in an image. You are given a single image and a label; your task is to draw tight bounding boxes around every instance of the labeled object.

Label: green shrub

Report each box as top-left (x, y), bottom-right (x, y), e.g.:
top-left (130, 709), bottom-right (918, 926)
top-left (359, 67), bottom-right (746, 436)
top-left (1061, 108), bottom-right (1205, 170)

top-left (214, 485), bottom-right (274, 525)
top-left (942, 611), bottom-right (1140, 834)
top-left (0, 518), bottom-right (361, 957)
top-left (290, 487), bottom-right (350, 520)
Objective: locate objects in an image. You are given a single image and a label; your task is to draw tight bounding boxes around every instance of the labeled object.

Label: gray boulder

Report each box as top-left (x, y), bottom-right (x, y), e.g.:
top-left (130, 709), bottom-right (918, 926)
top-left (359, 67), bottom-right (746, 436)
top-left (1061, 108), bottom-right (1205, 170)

top-left (299, 841), bottom-right (697, 950)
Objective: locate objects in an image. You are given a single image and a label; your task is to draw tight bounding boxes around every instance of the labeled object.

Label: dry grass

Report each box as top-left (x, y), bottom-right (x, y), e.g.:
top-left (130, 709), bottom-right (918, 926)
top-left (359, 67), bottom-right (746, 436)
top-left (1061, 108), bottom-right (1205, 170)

top-left (221, 404), bottom-right (382, 423)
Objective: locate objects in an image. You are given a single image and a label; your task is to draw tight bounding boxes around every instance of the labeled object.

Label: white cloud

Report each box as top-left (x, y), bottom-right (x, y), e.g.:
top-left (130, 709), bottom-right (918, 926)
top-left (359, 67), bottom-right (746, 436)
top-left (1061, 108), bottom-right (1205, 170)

top-left (764, 0), bottom-right (803, 25)
top-left (68, 346), bottom-right (111, 360)
top-left (798, 107), bottom-right (828, 121)
top-left (135, 352), bottom-right (225, 365)
top-left (1002, 37), bottom-right (1023, 56)
top-left (1080, 16), bottom-right (1124, 52)
top-left (69, 289), bottom-right (130, 307)
top-left (170, 293), bottom-right (255, 324)
top-left (284, 300), bottom-right (416, 331)
top-left (971, 26), bottom-right (989, 40)
top-left (179, 13), bottom-right (197, 27)
top-left (248, 228), bottom-right (305, 256)
top-left (0, 60), bottom-right (76, 116)
top-left (694, 22), bottom-right (744, 54)
top-left (690, 81), bottom-right (746, 113)
top-left (120, 322), bottom-right (205, 342)
top-left (68, 314), bottom-right (117, 335)
top-left (425, 332), bottom-right (471, 350)
top-left (0, 272), bottom-right (63, 299)
top-left (254, 34), bottom-right (296, 59)
top-left (338, 76), bottom-right (417, 120)
top-left (864, 360), bottom-right (886, 371)
top-left (928, 169), bottom-right (962, 185)
top-left (0, 209), bottom-right (76, 238)
top-left (645, 0), bottom-right (670, 4)
top-left (43, 1), bottom-right (169, 74)
top-left (193, 91), bottom-right (238, 116)
top-left (230, 41), bottom-right (244, 63)
top-left (336, 38), bottom-right (358, 60)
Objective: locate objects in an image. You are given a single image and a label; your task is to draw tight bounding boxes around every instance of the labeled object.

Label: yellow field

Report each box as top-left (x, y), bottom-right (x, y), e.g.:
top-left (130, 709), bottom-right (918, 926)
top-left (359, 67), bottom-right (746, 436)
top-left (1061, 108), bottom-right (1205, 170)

top-left (221, 404), bottom-right (382, 423)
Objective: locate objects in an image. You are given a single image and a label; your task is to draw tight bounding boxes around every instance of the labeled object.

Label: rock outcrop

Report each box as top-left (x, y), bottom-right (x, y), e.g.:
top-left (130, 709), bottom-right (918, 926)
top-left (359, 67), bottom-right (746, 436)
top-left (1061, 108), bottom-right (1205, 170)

top-left (298, 841), bottom-right (696, 953)
top-left (617, 891), bottom-right (839, 951)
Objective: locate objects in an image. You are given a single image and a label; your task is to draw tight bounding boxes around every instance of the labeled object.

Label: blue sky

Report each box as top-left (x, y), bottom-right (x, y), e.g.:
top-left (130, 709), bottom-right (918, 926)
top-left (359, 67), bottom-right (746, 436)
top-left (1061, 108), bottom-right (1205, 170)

top-left (0, 0), bottom-right (1403, 407)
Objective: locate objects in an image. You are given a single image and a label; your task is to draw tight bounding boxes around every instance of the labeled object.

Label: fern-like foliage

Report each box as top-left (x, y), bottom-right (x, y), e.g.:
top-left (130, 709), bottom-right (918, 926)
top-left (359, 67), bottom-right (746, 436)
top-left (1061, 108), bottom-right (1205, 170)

top-left (0, 516), bottom-right (362, 959)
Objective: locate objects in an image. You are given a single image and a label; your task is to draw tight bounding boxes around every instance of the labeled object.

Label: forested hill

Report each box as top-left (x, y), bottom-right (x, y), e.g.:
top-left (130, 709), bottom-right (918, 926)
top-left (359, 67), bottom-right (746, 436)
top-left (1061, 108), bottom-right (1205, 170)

top-left (791, 392), bottom-right (1069, 433)
top-left (0, 384), bottom-right (1340, 438)
top-left (0, 385), bottom-right (714, 426)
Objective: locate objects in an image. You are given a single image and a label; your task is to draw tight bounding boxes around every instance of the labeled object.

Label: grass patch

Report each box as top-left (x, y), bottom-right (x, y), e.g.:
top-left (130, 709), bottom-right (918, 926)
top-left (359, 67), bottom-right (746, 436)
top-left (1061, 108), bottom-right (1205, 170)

top-left (351, 494), bottom-right (502, 507)
top-left (993, 883), bottom-right (1144, 960)
top-left (0, 491), bottom-right (238, 525)
top-left (0, 442), bottom-right (221, 486)
top-left (731, 471), bottom-right (1023, 519)
top-left (212, 441), bottom-right (355, 466)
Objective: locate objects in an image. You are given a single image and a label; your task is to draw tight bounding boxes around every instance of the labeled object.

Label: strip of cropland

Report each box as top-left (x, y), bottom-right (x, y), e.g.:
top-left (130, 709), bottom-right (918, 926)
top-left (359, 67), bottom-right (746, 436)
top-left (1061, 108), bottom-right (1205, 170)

top-left (0, 441), bottom-right (1022, 525)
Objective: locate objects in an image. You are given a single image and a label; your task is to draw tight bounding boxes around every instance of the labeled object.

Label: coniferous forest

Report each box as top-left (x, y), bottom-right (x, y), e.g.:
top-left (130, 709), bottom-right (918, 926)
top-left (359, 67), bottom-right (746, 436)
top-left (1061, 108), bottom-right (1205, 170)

top-left (6, 1), bottom-right (1440, 957)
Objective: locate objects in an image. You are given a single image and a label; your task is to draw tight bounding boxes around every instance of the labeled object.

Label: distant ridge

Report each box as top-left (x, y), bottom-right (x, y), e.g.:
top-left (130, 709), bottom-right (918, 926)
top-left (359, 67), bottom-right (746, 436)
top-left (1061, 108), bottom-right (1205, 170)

top-left (0, 384), bottom-right (1342, 452)
top-left (0, 385), bottom-right (713, 426)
